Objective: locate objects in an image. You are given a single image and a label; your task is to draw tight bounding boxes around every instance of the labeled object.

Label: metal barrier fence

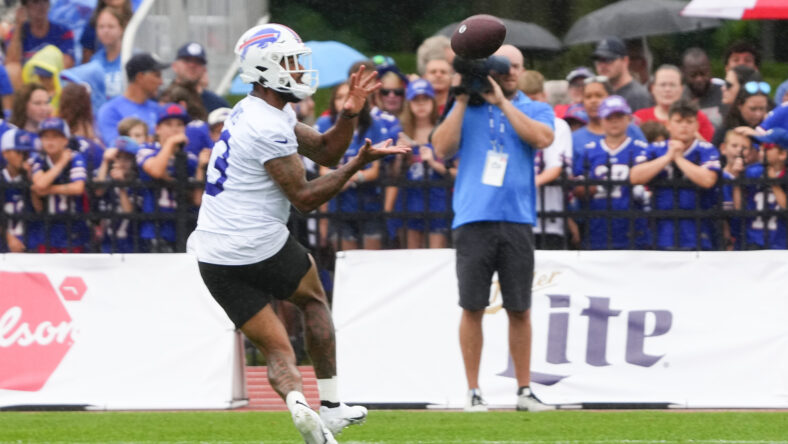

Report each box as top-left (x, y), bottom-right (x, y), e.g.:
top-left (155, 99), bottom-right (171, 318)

top-left (2, 153), bottom-right (787, 254)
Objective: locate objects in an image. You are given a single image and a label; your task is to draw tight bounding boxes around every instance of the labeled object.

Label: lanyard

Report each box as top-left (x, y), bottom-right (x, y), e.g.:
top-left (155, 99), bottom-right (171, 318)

top-left (487, 105), bottom-right (506, 153)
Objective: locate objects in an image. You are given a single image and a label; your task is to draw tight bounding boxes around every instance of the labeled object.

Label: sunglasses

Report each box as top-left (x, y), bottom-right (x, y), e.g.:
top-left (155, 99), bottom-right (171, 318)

top-left (583, 75), bottom-right (609, 85)
top-left (743, 81), bottom-right (771, 95)
top-left (380, 88), bottom-right (405, 97)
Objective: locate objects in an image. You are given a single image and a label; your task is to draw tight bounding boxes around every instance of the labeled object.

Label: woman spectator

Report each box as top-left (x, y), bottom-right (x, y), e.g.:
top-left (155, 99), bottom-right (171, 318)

top-left (713, 78), bottom-right (773, 147)
top-left (395, 78), bottom-right (452, 249)
top-left (721, 65), bottom-right (759, 108)
top-left (317, 81), bottom-right (387, 251)
top-left (80, 0), bottom-right (133, 63)
top-left (634, 65), bottom-right (714, 142)
top-left (9, 82), bottom-right (52, 134)
top-left (90, 7), bottom-right (129, 99)
top-left (59, 83), bottom-right (105, 175)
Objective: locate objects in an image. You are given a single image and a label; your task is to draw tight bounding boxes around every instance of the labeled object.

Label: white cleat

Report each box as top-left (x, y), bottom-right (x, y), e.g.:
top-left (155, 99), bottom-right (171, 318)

top-left (319, 402), bottom-right (368, 435)
top-left (464, 388), bottom-right (489, 412)
top-left (516, 387), bottom-right (555, 412)
top-left (292, 400), bottom-right (337, 444)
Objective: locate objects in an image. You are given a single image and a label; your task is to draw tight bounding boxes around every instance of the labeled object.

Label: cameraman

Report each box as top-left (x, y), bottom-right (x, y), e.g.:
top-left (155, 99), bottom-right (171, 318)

top-left (432, 44), bottom-right (554, 412)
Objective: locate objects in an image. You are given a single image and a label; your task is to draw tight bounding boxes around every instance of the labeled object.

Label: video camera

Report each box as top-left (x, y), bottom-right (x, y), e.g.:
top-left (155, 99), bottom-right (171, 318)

top-left (451, 55), bottom-right (511, 106)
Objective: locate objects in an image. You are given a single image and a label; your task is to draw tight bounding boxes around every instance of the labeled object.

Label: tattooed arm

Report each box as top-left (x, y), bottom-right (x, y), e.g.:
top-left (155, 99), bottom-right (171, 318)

top-left (295, 65), bottom-right (381, 167)
top-left (266, 138), bottom-right (409, 213)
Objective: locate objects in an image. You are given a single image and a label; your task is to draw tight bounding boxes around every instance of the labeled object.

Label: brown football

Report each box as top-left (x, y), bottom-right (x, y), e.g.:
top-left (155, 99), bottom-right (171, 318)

top-left (450, 14), bottom-right (507, 59)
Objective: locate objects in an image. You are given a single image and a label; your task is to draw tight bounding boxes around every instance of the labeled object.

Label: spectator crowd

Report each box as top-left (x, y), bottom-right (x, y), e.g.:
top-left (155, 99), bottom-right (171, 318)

top-left (1, 0), bottom-right (787, 253)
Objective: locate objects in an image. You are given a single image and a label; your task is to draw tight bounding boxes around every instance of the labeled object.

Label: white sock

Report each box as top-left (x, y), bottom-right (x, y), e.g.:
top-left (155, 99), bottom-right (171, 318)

top-left (317, 376), bottom-right (339, 404)
top-left (285, 391), bottom-right (308, 414)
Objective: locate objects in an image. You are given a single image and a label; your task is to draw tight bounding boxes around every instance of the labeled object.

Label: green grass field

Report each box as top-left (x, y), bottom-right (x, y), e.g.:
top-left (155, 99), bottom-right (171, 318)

top-left (1, 410), bottom-right (787, 444)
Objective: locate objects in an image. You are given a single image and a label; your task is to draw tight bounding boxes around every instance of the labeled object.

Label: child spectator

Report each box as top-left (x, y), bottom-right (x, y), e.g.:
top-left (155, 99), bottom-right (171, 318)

top-left (117, 116), bottom-right (149, 145)
top-left (740, 132), bottom-right (787, 249)
top-left (395, 78), bottom-right (451, 249)
top-left (572, 95), bottom-right (650, 249)
top-left (30, 117), bottom-right (89, 252)
top-left (317, 82), bottom-right (387, 251)
top-left (1, 128), bottom-right (39, 252)
top-left (631, 99), bottom-right (721, 250)
top-left (640, 120), bottom-right (670, 144)
top-left (135, 103), bottom-right (197, 252)
top-left (59, 83), bottom-right (105, 175)
top-left (719, 129), bottom-right (753, 250)
top-left (95, 135), bottom-right (139, 252)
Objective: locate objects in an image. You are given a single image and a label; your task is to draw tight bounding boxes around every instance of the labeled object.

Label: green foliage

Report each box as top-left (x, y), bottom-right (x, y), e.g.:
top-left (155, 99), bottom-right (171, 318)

top-left (1, 410), bottom-right (787, 443)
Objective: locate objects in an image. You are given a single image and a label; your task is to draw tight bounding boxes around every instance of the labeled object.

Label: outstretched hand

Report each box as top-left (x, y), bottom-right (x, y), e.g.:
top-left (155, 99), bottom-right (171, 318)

top-left (343, 65), bottom-right (381, 115)
top-left (356, 138), bottom-right (411, 165)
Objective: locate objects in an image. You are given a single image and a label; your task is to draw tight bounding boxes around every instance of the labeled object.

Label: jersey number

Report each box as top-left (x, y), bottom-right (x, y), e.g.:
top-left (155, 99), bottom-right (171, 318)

top-left (751, 191), bottom-right (778, 231)
top-left (206, 129), bottom-right (231, 196)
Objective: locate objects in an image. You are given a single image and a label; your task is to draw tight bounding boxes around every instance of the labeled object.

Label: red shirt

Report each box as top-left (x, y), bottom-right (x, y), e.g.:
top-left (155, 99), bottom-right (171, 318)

top-left (633, 106), bottom-right (715, 143)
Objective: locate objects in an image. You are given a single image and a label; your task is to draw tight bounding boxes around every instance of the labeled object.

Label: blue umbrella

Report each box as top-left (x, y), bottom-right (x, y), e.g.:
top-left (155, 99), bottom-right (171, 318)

top-left (229, 40), bottom-right (366, 95)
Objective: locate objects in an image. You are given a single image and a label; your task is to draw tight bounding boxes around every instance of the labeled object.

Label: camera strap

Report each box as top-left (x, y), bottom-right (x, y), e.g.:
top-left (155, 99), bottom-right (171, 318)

top-left (487, 105), bottom-right (506, 153)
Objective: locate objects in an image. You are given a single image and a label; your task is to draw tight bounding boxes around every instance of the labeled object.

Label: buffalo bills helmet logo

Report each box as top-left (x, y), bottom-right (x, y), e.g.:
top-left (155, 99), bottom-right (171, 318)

top-left (238, 28), bottom-right (282, 59)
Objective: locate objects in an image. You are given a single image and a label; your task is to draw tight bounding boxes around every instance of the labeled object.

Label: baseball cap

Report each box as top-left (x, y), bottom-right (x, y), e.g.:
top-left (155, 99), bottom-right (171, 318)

top-left (563, 103), bottom-right (588, 124)
top-left (406, 78), bottom-right (435, 101)
top-left (126, 53), bottom-right (170, 81)
top-left (566, 66), bottom-right (594, 84)
top-left (208, 107), bottom-right (232, 126)
top-left (753, 128), bottom-right (788, 148)
top-left (176, 42), bottom-right (207, 65)
top-left (593, 37), bottom-right (627, 61)
top-left (377, 64), bottom-right (409, 86)
top-left (114, 136), bottom-right (141, 155)
top-left (598, 95), bottom-right (632, 119)
top-left (157, 103), bottom-right (190, 125)
top-left (1, 128), bottom-right (35, 152)
top-left (38, 117), bottom-right (71, 138)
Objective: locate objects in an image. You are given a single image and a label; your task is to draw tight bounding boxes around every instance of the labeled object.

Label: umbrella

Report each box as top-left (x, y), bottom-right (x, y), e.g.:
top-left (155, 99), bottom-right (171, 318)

top-left (564, 0), bottom-right (723, 45)
top-left (229, 40), bottom-right (366, 94)
top-left (435, 18), bottom-right (562, 51)
top-left (682, 0), bottom-right (788, 19)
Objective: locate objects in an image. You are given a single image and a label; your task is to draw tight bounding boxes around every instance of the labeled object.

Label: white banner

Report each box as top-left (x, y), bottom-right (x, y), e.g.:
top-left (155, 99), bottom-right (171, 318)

top-left (334, 249), bottom-right (788, 408)
top-left (0, 254), bottom-right (245, 410)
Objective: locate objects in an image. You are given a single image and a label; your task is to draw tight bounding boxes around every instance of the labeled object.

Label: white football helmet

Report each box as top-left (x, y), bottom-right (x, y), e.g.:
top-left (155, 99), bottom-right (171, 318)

top-left (234, 24), bottom-right (318, 100)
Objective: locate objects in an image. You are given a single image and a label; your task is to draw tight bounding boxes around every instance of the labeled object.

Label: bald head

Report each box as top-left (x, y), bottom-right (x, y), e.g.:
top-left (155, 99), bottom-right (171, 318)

top-left (493, 44), bottom-right (524, 98)
top-left (682, 47), bottom-right (712, 98)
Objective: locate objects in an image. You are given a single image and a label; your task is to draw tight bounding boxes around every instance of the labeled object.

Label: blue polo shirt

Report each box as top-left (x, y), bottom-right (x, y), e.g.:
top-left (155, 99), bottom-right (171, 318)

top-left (450, 91), bottom-right (554, 229)
top-left (97, 96), bottom-right (159, 146)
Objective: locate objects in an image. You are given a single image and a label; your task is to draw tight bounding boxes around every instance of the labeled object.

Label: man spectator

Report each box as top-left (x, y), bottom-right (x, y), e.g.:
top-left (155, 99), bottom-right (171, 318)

top-left (171, 42), bottom-right (230, 113)
top-left (682, 47), bottom-right (724, 129)
top-left (631, 99), bottom-right (721, 250)
top-left (592, 36), bottom-right (652, 112)
top-left (519, 69), bottom-right (572, 250)
top-left (432, 44), bottom-right (555, 412)
top-left (97, 52), bottom-right (167, 146)
top-left (724, 40), bottom-right (760, 72)
top-left (5, 0), bottom-right (76, 90)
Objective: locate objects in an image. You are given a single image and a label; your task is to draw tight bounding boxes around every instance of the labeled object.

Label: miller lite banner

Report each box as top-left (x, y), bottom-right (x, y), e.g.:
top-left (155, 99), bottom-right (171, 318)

top-left (333, 249), bottom-right (788, 408)
top-left (0, 254), bottom-right (245, 410)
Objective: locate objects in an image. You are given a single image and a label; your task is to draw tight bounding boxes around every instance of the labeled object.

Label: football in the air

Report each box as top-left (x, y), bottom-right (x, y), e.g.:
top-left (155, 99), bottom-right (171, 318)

top-left (450, 14), bottom-right (507, 59)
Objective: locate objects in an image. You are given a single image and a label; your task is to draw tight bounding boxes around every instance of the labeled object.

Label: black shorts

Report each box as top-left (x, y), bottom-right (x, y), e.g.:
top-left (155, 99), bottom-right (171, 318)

top-left (452, 222), bottom-right (535, 312)
top-left (198, 235), bottom-right (312, 329)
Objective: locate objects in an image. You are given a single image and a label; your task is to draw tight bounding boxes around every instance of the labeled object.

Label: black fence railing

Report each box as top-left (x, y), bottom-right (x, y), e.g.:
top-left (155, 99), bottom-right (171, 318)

top-left (2, 155), bottom-right (787, 254)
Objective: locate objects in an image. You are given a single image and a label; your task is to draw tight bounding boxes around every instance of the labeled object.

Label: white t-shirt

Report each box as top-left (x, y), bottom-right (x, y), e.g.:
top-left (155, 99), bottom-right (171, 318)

top-left (189, 95), bottom-right (299, 265)
top-left (534, 117), bottom-right (572, 236)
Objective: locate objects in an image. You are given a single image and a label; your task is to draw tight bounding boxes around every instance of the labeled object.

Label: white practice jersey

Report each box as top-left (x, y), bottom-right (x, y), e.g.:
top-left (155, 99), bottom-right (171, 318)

top-left (189, 95), bottom-right (299, 265)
